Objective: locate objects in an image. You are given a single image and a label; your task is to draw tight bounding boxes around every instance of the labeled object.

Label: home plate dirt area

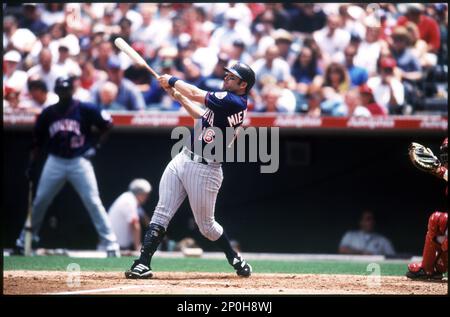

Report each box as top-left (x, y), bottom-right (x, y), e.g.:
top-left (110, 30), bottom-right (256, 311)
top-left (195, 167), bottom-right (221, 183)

top-left (3, 271), bottom-right (447, 295)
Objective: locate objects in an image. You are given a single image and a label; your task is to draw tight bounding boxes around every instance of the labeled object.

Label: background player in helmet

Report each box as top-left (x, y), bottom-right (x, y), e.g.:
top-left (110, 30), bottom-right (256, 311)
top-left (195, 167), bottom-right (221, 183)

top-left (125, 62), bottom-right (256, 279)
top-left (407, 137), bottom-right (448, 280)
top-left (15, 76), bottom-right (120, 257)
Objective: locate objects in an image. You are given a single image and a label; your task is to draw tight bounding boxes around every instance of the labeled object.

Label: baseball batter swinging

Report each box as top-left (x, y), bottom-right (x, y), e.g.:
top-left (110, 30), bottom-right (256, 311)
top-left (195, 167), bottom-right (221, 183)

top-left (125, 62), bottom-right (256, 279)
top-left (15, 76), bottom-right (120, 256)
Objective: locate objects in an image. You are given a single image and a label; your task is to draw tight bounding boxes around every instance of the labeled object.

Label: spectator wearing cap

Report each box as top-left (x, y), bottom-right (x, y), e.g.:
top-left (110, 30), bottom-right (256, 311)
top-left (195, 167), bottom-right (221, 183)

top-left (27, 47), bottom-right (67, 92)
top-left (313, 14), bottom-right (351, 64)
top-left (367, 57), bottom-right (405, 114)
top-left (3, 50), bottom-right (28, 94)
top-left (19, 3), bottom-right (48, 36)
top-left (209, 7), bottom-right (252, 54)
top-left (291, 46), bottom-right (323, 95)
top-left (251, 45), bottom-right (295, 93)
top-left (359, 84), bottom-right (387, 116)
top-left (198, 53), bottom-right (229, 92)
top-left (397, 4), bottom-right (441, 53)
top-left (343, 44), bottom-right (368, 87)
top-left (90, 55), bottom-right (146, 111)
top-left (108, 179), bottom-right (152, 251)
top-left (287, 4), bottom-right (327, 34)
top-left (21, 78), bottom-right (59, 114)
top-left (273, 29), bottom-right (297, 67)
top-left (389, 26), bottom-right (423, 82)
top-left (353, 15), bottom-right (384, 77)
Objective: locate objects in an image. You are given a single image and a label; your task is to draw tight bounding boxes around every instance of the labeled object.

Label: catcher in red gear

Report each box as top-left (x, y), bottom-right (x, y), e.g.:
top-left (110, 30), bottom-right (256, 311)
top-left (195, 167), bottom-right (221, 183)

top-left (406, 137), bottom-right (448, 280)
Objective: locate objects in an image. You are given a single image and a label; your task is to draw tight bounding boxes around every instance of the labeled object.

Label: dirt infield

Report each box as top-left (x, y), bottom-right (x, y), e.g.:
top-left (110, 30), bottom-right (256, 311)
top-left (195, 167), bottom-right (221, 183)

top-left (3, 271), bottom-right (447, 295)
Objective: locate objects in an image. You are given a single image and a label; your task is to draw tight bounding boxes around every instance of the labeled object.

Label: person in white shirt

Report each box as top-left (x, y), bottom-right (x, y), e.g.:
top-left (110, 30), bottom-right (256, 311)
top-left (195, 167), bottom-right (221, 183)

top-left (354, 15), bottom-right (383, 77)
top-left (339, 210), bottom-right (396, 256)
top-left (251, 45), bottom-right (295, 92)
top-left (108, 179), bottom-right (152, 251)
top-left (27, 47), bottom-right (67, 92)
top-left (367, 57), bottom-right (405, 114)
top-left (209, 7), bottom-right (252, 54)
top-left (313, 14), bottom-right (351, 64)
top-left (3, 50), bottom-right (28, 93)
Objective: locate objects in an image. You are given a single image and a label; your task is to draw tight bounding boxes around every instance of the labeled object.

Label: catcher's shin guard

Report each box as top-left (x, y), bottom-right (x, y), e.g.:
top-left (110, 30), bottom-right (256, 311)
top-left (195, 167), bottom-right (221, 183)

top-left (407, 212), bottom-right (448, 278)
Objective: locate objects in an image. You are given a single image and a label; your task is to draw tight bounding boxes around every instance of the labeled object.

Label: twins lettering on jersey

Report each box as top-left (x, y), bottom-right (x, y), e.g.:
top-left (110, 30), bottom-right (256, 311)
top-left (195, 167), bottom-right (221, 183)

top-left (49, 119), bottom-right (85, 148)
top-left (49, 119), bottom-right (81, 137)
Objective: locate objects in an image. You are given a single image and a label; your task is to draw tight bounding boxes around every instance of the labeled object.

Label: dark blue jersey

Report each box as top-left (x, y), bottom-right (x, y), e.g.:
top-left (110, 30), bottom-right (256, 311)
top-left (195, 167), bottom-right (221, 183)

top-left (191, 90), bottom-right (247, 157)
top-left (33, 100), bottom-right (113, 159)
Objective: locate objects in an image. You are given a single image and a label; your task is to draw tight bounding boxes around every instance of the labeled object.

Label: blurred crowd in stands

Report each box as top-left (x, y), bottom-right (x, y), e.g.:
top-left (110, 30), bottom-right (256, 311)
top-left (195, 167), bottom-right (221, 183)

top-left (3, 3), bottom-right (448, 116)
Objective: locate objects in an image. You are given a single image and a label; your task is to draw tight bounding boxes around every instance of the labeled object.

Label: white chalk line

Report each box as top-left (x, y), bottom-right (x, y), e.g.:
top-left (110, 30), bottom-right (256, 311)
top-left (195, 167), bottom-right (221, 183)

top-left (45, 280), bottom-right (231, 295)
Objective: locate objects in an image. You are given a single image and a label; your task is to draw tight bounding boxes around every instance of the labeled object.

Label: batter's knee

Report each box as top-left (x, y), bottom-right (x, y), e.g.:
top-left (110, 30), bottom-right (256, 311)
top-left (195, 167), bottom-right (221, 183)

top-left (428, 212), bottom-right (448, 235)
top-left (199, 220), bottom-right (223, 241)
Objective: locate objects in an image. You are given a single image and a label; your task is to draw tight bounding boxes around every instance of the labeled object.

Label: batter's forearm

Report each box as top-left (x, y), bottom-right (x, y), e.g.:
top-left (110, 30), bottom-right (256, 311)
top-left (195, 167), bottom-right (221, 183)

top-left (175, 91), bottom-right (205, 119)
top-left (174, 80), bottom-right (207, 105)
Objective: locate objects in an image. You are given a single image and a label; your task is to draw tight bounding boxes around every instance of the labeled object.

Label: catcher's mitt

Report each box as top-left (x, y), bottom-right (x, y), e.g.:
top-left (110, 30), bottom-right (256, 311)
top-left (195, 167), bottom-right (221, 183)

top-left (408, 142), bottom-right (441, 173)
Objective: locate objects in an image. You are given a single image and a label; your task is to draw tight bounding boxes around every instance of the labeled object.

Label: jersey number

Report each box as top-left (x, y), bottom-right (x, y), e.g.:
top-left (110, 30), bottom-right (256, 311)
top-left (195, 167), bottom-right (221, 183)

top-left (201, 127), bottom-right (215, 144)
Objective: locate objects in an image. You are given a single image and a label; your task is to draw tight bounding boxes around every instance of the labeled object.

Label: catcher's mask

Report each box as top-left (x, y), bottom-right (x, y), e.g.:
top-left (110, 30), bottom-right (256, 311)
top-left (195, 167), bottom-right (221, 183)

top-left (440, 137), bottom-right (448, 166)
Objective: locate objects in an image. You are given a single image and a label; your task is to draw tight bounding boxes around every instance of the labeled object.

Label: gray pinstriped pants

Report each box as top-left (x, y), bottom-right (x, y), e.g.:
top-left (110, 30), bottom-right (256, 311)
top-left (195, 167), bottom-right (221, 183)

top-left (151, 147), bottom-right (224, 241)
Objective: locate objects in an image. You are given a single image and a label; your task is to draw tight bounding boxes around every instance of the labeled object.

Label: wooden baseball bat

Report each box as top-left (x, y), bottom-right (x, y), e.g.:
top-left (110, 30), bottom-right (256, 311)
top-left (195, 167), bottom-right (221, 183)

top-left (24, 180), bottom-right (33, 256)
top-left (114, 37), bottom-right (181, 99)
top-left (114, 37), bottom-right (160, 78)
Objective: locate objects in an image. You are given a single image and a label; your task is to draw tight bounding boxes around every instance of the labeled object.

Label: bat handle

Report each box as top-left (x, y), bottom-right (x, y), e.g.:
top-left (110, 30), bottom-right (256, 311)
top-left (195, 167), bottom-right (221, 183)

top-left (143, 63), bottom-right (160, 79)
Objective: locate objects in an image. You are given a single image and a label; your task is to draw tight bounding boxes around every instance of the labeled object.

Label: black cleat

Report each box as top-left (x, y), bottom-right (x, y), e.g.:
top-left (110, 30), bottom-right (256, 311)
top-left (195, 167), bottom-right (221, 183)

top-left (125, 260), bottom-right (153, 279)
top-left (406, 268), bottom-right (443, 281)
top-left (229, 255), bottom-right (252, 277)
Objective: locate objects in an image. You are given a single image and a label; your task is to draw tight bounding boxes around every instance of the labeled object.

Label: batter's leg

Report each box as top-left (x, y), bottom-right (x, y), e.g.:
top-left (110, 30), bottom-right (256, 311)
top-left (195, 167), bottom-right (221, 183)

top-left (127, 154), bottom-right (188, 278)
top-left (16, 156), bottom-right (66, 248)
top-left (67, 157), bottom-right (118, 249)
top-left (139, 154), bottom-right (188, 265)
top-left (183, 162), bottom-right (224, 242)
top-left (183, 161), bottom-right (252, 277)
